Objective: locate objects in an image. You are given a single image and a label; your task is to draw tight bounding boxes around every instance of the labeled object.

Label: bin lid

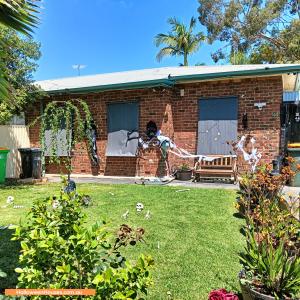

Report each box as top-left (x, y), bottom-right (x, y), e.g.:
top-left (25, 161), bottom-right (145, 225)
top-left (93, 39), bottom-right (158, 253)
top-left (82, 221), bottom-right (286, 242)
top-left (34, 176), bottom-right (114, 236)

top-left (31, 148), bottom-right (42, 152)
top-left (18, 148), bottom-right (32, 152)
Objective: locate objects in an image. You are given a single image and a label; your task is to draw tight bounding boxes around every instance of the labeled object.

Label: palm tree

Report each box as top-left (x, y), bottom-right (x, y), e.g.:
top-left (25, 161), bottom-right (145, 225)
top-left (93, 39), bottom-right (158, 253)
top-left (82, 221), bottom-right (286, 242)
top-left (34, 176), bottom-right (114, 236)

top-left (155, 17), bottom-right (204, 66)
top-left (0, 0), bottom-right (39, 35)
top-left (0, 0), bottom-right (40, 98)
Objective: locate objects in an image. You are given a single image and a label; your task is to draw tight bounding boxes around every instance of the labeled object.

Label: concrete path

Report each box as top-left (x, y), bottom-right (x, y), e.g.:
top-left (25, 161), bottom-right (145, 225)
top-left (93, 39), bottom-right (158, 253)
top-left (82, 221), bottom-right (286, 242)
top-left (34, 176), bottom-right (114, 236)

top-left (46, 174), bottom-right (238, 189)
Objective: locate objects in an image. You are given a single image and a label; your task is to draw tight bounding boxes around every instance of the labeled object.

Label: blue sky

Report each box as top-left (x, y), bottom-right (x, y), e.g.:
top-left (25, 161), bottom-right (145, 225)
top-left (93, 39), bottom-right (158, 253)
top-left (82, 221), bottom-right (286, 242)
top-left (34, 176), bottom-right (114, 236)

top-left (34, 0), bottom-right (221, 80)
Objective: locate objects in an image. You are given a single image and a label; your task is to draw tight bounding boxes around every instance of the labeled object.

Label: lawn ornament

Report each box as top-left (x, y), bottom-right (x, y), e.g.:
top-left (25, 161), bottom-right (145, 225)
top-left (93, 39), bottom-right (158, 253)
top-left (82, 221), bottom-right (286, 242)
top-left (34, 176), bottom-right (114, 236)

top-left (13, 205), bottom-right (24, 209)
top-left (145, 210), bottom-right (151, 219)
top-left (6, 196), bottom-right (14, 204)
top-left (82, 195), bottom-right (92, 206)
top-left (64, 180), bottom-right (76, 193)
top-left (136, 202), bottom-right (144, 212)
top-left (52, 198), bottom-right (60, 209)
top-left (121, 210), bottom-right (129, 220)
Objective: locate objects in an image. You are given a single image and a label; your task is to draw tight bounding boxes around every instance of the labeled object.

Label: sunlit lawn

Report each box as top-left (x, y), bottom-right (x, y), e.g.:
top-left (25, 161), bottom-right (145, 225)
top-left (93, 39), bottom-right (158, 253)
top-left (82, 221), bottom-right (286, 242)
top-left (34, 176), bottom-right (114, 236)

top-left (0, 183), bottom-right (244, 300)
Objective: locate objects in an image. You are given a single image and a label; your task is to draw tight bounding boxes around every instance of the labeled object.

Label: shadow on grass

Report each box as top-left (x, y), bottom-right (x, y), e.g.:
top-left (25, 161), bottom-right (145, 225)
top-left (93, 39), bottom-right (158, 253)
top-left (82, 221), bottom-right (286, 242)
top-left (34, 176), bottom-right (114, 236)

top-left (232, 212), bottom-right (245, 219)
top-left (0, 228), bottom-right (19, 294)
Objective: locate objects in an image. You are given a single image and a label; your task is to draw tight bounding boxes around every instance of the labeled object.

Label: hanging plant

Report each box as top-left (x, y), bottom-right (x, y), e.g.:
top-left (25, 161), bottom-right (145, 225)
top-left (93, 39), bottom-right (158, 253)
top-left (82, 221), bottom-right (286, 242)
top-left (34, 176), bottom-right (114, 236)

top-left (31, 98), bottom-right (97, 180)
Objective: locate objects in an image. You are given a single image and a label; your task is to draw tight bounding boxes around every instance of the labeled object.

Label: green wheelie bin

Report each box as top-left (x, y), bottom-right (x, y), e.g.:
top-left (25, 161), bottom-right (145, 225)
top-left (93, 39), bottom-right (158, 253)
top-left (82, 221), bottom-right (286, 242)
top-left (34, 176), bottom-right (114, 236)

top-left (287, 147), bottom-right (300, 187)
top-left (0, 148), bottom-right (10, 183)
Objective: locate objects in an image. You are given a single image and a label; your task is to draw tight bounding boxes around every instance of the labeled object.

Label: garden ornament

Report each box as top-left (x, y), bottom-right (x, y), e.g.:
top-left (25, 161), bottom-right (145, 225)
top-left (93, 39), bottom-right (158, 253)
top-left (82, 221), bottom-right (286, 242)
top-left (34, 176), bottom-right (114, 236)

top-left (52, 199), bottom-right (60, 209)
top-left (121, 210), bottom-right (129, 220)
top-left (82, 195), bottom-right (92, 206)
top-left (64, 180), bottom-right (76, 194)
top-left (145, 210), bottom-right (151, 219)
top-left (6, 196), bottom-right (14, 204)
top-left (13, 205), bottom-right (24, 209)
top-left (136, 202), bottom-right (144, 212)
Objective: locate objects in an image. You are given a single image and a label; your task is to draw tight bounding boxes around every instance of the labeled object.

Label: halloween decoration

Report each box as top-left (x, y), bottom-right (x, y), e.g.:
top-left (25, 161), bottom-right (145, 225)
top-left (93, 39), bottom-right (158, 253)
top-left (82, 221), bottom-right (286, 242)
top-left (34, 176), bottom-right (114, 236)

top-left (121, 210), bottom-right (129, 220)
top-left (6, 196), bottom-right (14, 204)
top-left (145, 210), bottom-right (151, 220)
top-left (235, 135), bottom-right (261, 172)
top-left (136, 202), bottom-right (144, 212)
top-left (87, 120), bottom-right (99, 165)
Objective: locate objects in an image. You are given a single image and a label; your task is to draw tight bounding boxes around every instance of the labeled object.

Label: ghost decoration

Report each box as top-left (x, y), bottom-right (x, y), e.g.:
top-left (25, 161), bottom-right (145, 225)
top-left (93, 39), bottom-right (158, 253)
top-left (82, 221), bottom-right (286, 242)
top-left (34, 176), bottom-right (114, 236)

top-left (136, 202), bottom-right (144, 213)
top-left (6, 196), bottom-right (14, 204)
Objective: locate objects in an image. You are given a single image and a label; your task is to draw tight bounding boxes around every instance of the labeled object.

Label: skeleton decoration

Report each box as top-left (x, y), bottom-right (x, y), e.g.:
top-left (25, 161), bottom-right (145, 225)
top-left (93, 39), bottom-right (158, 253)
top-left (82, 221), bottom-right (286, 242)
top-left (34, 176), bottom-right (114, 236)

top-left (52, 198), bottom-right (60, 209)
top-left (13, 205), bottom-right (24, 209)
top-left (145, 210), bottom-right (151, 219)
top-left (6, 196), bottom-right (14, 204)
top-left (82, 195), bottom-right (92, 206)
top-left (121, 210), bottom-right (129, 220)
top-left (236, 135), bottom-right (262, 172)
top-left (136, 202), bottom-right (144, 213)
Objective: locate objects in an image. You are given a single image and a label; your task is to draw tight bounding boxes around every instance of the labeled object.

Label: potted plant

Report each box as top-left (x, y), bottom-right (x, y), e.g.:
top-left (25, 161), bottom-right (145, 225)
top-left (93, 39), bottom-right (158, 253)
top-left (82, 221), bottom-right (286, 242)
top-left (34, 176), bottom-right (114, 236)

top-left (175, 163), bottom-right (192, 181)
top-left (237, 164), bottom-right (300, 300)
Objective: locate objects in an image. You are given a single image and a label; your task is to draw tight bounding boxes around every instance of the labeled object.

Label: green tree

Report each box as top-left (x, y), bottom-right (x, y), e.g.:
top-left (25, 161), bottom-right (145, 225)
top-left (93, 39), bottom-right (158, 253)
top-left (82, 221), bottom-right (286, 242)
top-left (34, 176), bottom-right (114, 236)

top-left (0, 25), bottom-right (41, 123)
top-left (198, 0), bottom-right (300, 63)
top-left (155, 17), bottom-right (205, 66)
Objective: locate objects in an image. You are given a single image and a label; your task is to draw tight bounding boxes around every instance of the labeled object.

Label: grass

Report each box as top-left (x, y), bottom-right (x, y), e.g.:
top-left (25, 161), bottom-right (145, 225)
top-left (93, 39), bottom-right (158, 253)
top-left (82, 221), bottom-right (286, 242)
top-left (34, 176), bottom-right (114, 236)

top-left (0, 183), bottom-right (244, 300)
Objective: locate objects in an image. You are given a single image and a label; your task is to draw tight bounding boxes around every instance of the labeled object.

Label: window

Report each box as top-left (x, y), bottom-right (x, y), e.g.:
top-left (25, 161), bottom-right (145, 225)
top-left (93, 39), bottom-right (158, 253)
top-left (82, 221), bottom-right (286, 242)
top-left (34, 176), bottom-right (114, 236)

top-left (106, 102), bottom-right (139, 157)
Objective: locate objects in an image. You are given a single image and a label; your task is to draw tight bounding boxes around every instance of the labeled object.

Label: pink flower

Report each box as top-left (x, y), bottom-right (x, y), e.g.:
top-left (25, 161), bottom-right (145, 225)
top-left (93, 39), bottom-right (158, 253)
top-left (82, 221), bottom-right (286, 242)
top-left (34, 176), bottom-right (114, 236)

top-left (209, 289), bottom-right (239, 300)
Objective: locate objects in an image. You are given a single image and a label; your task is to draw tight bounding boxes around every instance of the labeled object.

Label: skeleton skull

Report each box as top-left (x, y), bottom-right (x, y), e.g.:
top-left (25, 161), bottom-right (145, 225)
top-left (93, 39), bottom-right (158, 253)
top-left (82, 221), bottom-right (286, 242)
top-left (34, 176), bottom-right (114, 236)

top-left (6, 196), bottom-right (14, 204)
top-left (136, 202), bottom-right (144, 212)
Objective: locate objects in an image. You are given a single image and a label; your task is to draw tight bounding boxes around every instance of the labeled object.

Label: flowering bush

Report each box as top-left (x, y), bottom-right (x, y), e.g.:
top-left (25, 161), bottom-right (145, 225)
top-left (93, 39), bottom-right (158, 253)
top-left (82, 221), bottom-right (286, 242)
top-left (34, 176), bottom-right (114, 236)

top-left (12, 183), bottom-right (153, 299)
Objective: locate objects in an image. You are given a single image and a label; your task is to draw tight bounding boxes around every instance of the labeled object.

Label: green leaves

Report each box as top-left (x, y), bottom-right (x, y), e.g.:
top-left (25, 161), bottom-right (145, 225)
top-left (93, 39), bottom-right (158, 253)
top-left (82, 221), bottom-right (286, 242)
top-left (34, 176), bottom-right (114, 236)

top-left (14, 186), bottom-right (153, 298)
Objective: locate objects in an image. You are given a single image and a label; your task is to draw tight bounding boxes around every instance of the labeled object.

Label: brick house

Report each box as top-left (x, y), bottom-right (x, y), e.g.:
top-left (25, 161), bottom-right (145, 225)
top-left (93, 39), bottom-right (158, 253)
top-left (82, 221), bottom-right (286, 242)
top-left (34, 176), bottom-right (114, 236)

top-left (28, 64), bottom-right (300, 177)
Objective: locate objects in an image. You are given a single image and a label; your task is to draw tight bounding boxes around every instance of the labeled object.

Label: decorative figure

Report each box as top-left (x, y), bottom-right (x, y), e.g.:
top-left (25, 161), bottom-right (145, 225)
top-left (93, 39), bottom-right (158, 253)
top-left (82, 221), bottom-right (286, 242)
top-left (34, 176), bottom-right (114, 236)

top-left (121, 210), bottom-right (129, 220)
top-left (6, 196), bottom-right (14, 204)
top-left (145, 210), bottom-right (151, 219)
top-left (136, 202), bottom-right (144, 213)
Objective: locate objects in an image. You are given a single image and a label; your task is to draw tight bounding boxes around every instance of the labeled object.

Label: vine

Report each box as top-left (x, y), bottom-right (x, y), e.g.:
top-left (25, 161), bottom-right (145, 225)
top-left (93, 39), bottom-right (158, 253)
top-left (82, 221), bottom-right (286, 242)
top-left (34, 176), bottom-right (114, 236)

top-left (31, 98), bottom-right (95, 180)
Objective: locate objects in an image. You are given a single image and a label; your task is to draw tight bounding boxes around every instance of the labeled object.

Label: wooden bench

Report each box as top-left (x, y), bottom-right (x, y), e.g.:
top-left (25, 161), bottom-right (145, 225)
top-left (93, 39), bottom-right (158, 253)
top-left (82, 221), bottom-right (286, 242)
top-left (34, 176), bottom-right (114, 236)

top-left (193, 155), bottom-right (237, 183)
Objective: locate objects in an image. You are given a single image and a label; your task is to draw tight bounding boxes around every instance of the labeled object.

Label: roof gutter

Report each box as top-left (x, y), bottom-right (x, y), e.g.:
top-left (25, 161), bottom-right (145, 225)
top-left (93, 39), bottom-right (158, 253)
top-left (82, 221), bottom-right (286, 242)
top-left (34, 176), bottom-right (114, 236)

top-left (46, 78), bottom-right (175, 95)
top-left (170, 65), bottom-right (300, 83)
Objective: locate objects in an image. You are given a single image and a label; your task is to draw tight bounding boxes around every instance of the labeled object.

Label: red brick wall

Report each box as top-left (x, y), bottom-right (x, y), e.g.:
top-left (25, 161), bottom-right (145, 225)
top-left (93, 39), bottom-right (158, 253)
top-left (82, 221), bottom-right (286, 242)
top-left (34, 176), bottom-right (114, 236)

top-left (26, 75), bottom-right (282, 176)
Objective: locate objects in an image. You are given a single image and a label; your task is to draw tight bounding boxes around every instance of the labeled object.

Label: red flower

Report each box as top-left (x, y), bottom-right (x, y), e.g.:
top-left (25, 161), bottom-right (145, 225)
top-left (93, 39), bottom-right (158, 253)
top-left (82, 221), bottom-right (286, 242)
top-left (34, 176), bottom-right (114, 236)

top-left (208, 289), bottom-right (239, 300)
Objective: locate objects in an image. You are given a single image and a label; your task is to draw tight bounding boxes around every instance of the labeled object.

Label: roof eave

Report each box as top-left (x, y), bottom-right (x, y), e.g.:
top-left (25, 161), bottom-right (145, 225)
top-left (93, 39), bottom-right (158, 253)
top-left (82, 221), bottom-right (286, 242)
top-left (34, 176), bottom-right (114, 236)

top-left (172, 65), bottom-right (300, 82)
top-left (45, 78), bottom-right (174, 95)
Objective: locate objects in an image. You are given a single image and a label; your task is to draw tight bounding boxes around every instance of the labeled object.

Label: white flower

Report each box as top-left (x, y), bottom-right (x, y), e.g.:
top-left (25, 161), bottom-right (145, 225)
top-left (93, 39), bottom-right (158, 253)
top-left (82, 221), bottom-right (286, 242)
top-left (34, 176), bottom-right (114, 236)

top-left (6, 196), bottom-right (14, 204)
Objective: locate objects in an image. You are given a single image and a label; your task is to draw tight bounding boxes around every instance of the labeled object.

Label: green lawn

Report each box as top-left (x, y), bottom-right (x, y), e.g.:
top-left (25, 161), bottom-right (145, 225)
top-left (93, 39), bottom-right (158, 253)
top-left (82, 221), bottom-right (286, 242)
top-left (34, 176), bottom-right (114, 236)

top-left (0, 183), bottom-right (244, 300)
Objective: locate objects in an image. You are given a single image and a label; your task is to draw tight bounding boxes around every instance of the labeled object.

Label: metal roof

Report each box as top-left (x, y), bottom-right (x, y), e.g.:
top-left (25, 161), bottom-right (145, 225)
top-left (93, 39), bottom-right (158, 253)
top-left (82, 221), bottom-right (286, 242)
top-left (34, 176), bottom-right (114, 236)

top-left (35, 64), bottom-right (300, 94)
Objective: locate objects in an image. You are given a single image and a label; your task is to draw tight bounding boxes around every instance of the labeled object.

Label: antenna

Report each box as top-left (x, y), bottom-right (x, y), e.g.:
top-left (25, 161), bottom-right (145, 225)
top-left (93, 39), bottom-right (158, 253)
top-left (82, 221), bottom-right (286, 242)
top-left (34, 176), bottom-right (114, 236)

top-left (72, 64), bottom-right (86, 76)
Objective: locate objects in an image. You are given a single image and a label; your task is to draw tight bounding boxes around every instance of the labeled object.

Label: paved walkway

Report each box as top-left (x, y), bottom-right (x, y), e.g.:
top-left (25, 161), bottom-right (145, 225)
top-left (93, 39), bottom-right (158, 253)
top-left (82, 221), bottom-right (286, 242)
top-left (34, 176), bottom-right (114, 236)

top-left (46, 174), bottom-right (238, 189)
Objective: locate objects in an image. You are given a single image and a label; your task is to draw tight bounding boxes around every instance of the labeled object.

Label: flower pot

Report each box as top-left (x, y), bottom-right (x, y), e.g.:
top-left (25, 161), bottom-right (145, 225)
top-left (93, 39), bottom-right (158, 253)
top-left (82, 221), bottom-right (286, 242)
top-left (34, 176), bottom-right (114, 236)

top-left (176, 170), bottom-right (192, 181)
top-left (239, 274), bottom-right (275, 300)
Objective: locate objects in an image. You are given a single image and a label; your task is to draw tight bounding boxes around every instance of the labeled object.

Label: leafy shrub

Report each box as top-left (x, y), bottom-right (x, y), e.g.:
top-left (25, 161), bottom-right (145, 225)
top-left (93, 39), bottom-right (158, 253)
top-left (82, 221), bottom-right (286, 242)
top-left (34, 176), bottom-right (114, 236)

top-left (237, 161), bottom-right (296, 215)
top-left (238, 160), bottom-right (300, 299)
top-left (12, 186), bottom-right (153, 299)
top-left (240, 227), bottom-right (300, 299)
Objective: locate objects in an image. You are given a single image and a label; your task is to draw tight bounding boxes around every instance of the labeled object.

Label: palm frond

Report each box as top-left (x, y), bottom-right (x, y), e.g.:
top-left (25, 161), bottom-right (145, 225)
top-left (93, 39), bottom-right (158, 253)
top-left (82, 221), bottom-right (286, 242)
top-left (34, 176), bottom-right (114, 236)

top-left (0, 0), bottom-right (40, 36)
top-left (156, 47), bottom-right (178, 62)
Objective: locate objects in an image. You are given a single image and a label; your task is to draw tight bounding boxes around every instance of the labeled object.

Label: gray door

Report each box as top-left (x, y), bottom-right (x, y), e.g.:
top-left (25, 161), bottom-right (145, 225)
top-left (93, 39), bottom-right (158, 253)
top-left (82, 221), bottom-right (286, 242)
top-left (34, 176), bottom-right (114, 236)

top-left (197, 97), bottom-right (238, 155)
